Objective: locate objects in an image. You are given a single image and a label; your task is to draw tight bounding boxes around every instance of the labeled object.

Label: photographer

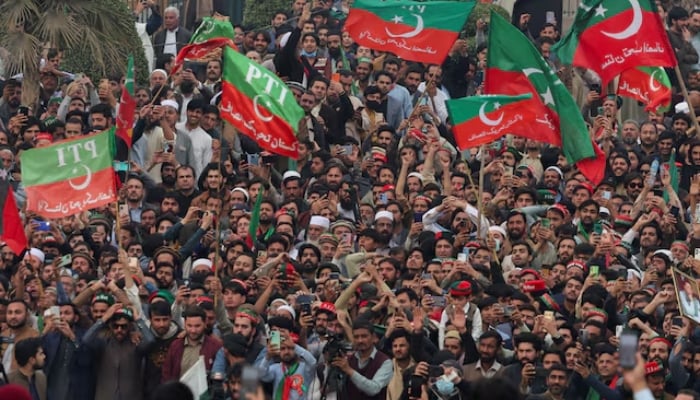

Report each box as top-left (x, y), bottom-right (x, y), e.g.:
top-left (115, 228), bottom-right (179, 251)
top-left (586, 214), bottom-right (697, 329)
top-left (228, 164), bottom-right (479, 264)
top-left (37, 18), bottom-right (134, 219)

top-left (400, 351), bottom-right (469, 400)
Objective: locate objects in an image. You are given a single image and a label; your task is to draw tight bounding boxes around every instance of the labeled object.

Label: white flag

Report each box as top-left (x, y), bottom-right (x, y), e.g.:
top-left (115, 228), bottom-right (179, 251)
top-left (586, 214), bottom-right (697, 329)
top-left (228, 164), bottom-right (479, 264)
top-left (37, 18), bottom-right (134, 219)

top-left (180, 355), bottom-right (209, 398)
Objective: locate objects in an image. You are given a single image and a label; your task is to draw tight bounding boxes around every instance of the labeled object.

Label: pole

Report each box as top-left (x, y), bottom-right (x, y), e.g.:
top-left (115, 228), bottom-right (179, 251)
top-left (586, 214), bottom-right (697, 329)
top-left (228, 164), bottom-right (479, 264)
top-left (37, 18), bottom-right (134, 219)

top-left (674, 65), bottom-right (700, 136)
top-left (476, 145), bottom-right (486, 239)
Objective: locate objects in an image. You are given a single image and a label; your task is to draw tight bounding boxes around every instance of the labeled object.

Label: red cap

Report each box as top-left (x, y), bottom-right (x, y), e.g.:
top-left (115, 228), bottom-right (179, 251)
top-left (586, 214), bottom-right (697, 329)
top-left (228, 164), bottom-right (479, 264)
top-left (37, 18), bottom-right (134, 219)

top-left (520, 269), bottom-right (542, 279)
top-left (317, 302), bottom-right (337, 315)
top-left (0, 385), bottom-right (31, 400)
top-left (449, 281), bottom-right (472, 297)
top-left (36, 132), bottom-right (53, 143)
top-left (381, 184), bottom-right (396, 192)
top-left (649, 337), bottom-right (672, 349)
top-left (522, 279), bottom-right (547, 293)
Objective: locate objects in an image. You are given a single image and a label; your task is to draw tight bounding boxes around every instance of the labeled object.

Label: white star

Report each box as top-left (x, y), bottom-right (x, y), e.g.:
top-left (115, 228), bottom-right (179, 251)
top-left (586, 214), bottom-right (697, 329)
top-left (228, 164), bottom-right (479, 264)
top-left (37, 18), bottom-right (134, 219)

top-left (493, 102), bottom-right (501, 110)
top-left (391, 15), bottom-right (403, 24)
top-left (594, 4), bottom-right (607, 17)
top-left (540, 87), bottom-right (555, 106)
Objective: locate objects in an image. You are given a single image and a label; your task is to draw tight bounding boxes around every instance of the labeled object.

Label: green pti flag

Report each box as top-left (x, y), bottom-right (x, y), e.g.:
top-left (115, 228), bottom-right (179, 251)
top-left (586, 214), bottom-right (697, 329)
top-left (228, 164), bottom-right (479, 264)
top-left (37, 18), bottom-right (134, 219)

top-left (171, 17), bottom-right (236, 75)
top-left (21, 128), bottom-right (117, 218)
top-left (446, 94), bottom-right (534, 149)
top-left (553, 0), bottom-right (676, 85)
top-left (247, 187), bottom-right (264, 250)
top-left (663, 150), bottom-right (679, 203)
top-left (190, 16), bottom-right (235, 44)
top-left (220, 46), bottom-right (304, 158)
top-left (344, 0), bottom-right (475, 64)
top-left (485, 11), bottom-right (605, 184)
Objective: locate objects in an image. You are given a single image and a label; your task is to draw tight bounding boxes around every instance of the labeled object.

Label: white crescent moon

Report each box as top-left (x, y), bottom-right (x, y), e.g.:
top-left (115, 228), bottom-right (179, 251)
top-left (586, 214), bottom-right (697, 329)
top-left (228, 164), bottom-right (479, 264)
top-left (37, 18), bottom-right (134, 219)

top-left (253, 95), bottom-right (274, 122)
top-left (385, 14), bottom-right (424, 38)
top-left (478, 102), bottom-right (504, 126)
top-left (649, 69), bottom-right (661, 91)
top-left (523, 68), bottom-right (544, 78)
top-left (601, 0), bottom-right (642, 40)
top-left (68, 164), bottom-right (92, 191)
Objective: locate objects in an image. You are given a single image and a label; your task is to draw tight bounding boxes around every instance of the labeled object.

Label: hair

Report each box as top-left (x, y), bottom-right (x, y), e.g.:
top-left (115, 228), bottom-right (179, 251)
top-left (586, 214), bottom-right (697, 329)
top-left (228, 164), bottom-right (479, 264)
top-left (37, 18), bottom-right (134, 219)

top-left (89, 103), bottom-right (112, 120)
top-left (479, 330), bottom-right (502, 344)
top-left (514, 332), bottom-right (543, 352)
top-left (182, 306), bottom-right (207, 322)
top-left (163, 6), bottom-right (180, 19)
top-left (14, 337), bottom-right (43, 367)
top-left (151, 381), bottom-right (194, 400)
top-left (374, 70), bottom-right (395, 83)
top-left (150, 300), bottom-right (172, 318)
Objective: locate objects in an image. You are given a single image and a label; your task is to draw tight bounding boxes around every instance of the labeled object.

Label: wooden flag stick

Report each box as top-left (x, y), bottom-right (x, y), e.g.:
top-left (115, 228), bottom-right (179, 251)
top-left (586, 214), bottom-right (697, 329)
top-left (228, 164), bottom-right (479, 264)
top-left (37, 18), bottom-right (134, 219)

top-left (673, 65), bottom-right (700, 136)
top-left (476, 145), bottom-right (487, 239)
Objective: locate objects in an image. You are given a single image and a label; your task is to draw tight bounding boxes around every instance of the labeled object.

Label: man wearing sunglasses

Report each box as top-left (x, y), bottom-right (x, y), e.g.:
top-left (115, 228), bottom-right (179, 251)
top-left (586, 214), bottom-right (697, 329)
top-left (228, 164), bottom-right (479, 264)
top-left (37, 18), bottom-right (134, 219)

top-left (83, 303), bottom-right (154, 400)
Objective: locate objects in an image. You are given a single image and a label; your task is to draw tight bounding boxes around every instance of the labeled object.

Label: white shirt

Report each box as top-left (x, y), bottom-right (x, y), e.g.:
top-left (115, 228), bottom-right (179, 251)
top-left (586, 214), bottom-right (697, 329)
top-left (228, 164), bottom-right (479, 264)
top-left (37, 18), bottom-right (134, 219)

top-left (175, 121), bottom-right (212, 179)
top-left (164, 29), bottom-right (178, 55)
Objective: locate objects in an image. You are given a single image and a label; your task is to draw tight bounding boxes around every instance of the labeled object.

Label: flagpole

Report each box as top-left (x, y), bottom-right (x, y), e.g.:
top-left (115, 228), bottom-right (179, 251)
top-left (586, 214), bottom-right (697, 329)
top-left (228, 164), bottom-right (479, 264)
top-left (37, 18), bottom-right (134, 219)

top-left (673, 66), bottom-right (700, 135)
top-left (476, 145), bottom-right (486, 239)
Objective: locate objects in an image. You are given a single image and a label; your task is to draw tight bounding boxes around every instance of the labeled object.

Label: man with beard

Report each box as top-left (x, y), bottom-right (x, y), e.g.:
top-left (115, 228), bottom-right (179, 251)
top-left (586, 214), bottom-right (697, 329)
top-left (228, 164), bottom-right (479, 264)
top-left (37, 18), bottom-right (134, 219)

top-left (657, 130), bottom-right (676, 162)
top-left (621, 120), bottom-right (641, 146)
top-left (144, 301), bottom-right (181, 397)
top-left (609, 154), bottom-right (631, 186)
top-left (324, 164), bottom-right (345, 192)
top-left (526, 364), bottom-right (568, 400)
top-left (42, 303), bottom-right (93, 400)
top-left (0, 79), bottom-right (21, 127)
top-left (203, 59), bottom-right (222, 92)
top-left (162, 307), bottom-right (222, 381)
top-left (8, 337), bottom-right (47, 399)
top-left (374, 70), bottom-right (411, 130)
top-left (1, 300), bottom-right (39, 374)
top-left (353, 58), bottom-right (374, 99)
top-left (176, 99), bottom-right (212, 179)
top-left (668, 7), bottom-right (699, 83)
top-left (506, 210), bottom-right (528, 242)
top-left (402, 64), bottom-right (424, 97)
top-left (386, 329), bottom-right (416, 400)
top-left (212, 308), bottom-right (264, 377)
top-left (299, 90), bottom-right (328, 150)
top-left (83, 304), bottom-right (155, 400)
top-left (250, 200), bottom-right (276, 244)
top-left (542, 167), bottom-right (563, 198)
top-left (574, 199), bottom-right (599, 245)
top-left (570, 344), bottom-right (623, 399)
top-left (556, 237), bottom-right (576, 264)
top-left (256, 328), bottom-right (317, 400)
top-left (155, 259), bottom-right (178, 294)
top-left (378, 257), bottom-right (401, 289)
top-left (497, 333), bottom-right (546, 395)
top-left (227, 252), bottom-right (255, 281)
top-left (297, 244), bottom-right (321, 281)
top-left (636, 121), bottom-right (659, 157)
top-left (463, 330), bottom-right (503, 381)
top-left (323, 78), bottom-right (354, 145)
top-left (337, 179), bottom-right (358, 221)
top-left (306, 302), bottom-right (337, 359)
top-left (374, 211), bottom-right (397, 250)
top-left (89, 103), bottom-right (129, 161)
top-left (282, 171), bottom-right (303, 202)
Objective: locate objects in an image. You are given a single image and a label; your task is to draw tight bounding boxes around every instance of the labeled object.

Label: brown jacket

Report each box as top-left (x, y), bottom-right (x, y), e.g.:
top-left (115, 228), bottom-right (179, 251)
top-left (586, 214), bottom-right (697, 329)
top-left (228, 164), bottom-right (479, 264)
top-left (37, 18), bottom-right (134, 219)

top-left (0, 325), bottom-right (40, 373)
top-left (7, 369), bottom-right (47, 400)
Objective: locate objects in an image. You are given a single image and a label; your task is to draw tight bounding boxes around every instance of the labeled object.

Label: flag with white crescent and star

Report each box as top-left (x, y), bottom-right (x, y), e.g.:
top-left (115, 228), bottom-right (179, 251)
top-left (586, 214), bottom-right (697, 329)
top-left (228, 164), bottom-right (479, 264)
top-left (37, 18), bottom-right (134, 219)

top-left (446, 94), bottom-right (535, 149)
top-left (21, 128), bottom-right (117, 218)
top-left (171, 16), bottom-right (236, 75)
top-left (220, 46), bottom-right (304, 158)
top-left (344, 0), bottom-right (475, 64)
top-left (485, 12), bottom-right (606, 185)
top-left (553, 0), bottom-right (676, 85)
top-left (617, 66), bottom-right (671, 113)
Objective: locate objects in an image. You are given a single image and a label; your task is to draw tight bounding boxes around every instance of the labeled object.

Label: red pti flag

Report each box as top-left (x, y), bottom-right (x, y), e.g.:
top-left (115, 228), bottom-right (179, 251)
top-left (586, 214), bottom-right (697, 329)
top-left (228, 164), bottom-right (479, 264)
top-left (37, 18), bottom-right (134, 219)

top-left (553, 0), bottom-right (677, 85)
top-left (170, 17), bottom-right (236, 75)
top-left (617, 66), bottom-right (672, 112)
top-left (446, 94), bottom-right (535, 149)
top-left (345, 0), bottom-right (475, 64)
top-left (487, 12), bottom-right (605, 185)
top-left (116, 55), bottom-right (136, 147)
top-left (0, 178), bottom-right (27, 255)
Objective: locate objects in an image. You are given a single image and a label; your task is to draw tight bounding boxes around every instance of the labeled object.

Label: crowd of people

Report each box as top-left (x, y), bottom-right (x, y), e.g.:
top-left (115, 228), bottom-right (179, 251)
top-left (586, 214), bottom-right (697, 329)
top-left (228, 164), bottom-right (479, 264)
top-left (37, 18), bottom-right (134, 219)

top-left (3, 0), bottom-right (700, 399)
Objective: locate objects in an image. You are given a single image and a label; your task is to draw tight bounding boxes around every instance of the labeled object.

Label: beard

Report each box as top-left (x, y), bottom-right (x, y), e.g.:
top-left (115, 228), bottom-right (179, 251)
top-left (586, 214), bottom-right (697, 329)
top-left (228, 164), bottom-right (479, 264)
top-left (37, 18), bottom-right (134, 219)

top-left (300, 260), bottom-right (317, 274)
top-left (259, 215), bottom-right (272, 224)
top-left (340, 197), bottom-right (354, 210)
top-left (326, 182), bottom-right (340, 191)
top-left (508, 229), bottom-right (524, 240)
top-left (162, 174), bottom-right (176, 186)
top-left (8, 318), bottom-right (26, 329)
top-left (329, 47), bottom-right (341, 58)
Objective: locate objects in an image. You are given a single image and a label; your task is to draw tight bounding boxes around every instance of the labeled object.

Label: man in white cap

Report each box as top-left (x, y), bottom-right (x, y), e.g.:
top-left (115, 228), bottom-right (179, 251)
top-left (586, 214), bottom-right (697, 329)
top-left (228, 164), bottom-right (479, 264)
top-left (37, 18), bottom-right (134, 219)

top-left (24, 248), bottom-right (45, 271)
top-left (282, 171), bottom-right (303, 201)
top-left (133, 98), bottom-right (178, 184)
top-left (543, 166), bottom-right (564, 199)
top-left (306, 215), bottom-right (330, 244)
top-left (374, 210), bottom-right (397, 250)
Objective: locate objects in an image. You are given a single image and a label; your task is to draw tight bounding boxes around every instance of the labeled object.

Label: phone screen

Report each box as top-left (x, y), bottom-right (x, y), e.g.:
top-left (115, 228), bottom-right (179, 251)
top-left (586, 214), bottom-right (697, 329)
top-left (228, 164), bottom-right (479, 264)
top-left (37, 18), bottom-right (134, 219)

top-left (619, 330), bottom-right (638, 368)
top-left (270, 330), bottom-right (281, 347)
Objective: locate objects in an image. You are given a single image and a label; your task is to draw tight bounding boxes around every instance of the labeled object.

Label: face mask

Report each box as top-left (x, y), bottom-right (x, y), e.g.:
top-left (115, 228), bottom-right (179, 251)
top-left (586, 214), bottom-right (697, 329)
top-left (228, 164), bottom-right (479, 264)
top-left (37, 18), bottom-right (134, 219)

top-left (366, 100), bottom-right (382, 111)
top-left (435, 380), bottom-right (454, 395)
top-left (494, 239), bottom-right (501, 252)
top-left (301, 49), bottom-right (317, 58)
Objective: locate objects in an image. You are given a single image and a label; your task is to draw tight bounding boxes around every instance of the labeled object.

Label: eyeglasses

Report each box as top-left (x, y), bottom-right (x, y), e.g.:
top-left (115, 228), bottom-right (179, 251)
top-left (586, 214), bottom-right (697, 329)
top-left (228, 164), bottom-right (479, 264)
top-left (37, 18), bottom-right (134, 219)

top-left (111, 323), bottom-right (129, 331)
top-left (627, 182), bottom-right (643, 188)
top-left (640, 169), bottom-right (651, 174)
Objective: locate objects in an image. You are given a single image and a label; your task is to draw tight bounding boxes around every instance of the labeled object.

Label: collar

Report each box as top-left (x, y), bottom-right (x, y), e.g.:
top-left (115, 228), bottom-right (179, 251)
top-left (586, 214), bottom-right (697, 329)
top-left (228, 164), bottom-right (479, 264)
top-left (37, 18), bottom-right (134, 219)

top-left (167, 28), bottom-right (179, 34)
top-left (475, 359), bottom-right (501, 371)
top-left (184, 336), bottom-right (204, 347)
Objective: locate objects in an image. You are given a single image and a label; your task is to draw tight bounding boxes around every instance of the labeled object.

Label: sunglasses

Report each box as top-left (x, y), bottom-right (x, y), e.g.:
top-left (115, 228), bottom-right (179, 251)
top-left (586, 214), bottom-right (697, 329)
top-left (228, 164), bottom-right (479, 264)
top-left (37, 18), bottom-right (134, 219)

top-left (111, 323), bottom-right (129, 331)
top-left (627, 182), bottom-right (643, 188)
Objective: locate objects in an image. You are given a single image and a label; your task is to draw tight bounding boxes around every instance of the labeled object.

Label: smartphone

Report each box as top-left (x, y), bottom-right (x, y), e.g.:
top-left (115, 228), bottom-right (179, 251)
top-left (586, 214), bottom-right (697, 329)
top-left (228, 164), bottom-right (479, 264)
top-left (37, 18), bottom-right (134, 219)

top-left (329, 272), bottom-right (340, 280)
top-left (593, 221), bottom-right (603, 235)
top-left (342, 144), bottom-right (353, 155)
top-left (270, 330), bottom-right (281, 348)
top-left (695, 204), bottom-right (700, 224)
top-left (257, 250), bottom-right (267, 260)
top-left (504, 166), bottom-right (514, 176)
top-left (113, 161), bottom-right (129, 172)
top-left (162, 142), bottom-right (173, 153)
top-left (579, 329), bottom-right (590, 346)
top-left (590, 265), bottom-right (599, 277)
top-left (695, 248), bottom-right (700, 261)
top-left (59, 254), bottom-right (72, 268)
top-left (240, 366), bottom-right (260, 400)
top-left (597, 106), bottom-right (604, 117)
top-left (544, 310), bottom-right (554, 321)
top-left (432, 295), bottom-right (446, 307)
top-left (408, 376), bottom-right (424, 398)
top-left (545, 11), bottom-right (556, 23)
top-left (421, 273), bottom-right (433, 281)
top-left (457, 253), bottom-right (468, 262)
top-left (32, 220), bottom-right (51, 232)
top-left (670, 206), bottom-right (680, 218)
top-left (673, 316), bottom-right (684, 327)
top-left (615, 325), bottom-right (624, 338)
top-left (297, 294), bottom-right (314, 305)
top-left (414, 212), bottom-right (424, 223)
top-left (590, 84), bottom-right (601, 93)
top-left (541, 218), bottom-right (550, 228)
top-left (246, 153), bottom-right (260, 166)
top-left (262, 154), bottom-right (276, 164)
top-left (118, 204), bottom-right (129, 217)
top-left (18, 106), bottom-right (29, 116)
top-left (128, 257), bottom-right (139, 269)
top-left (602, 191), bottom-right (611, 200)
top-left (378, 193), bottom-right (388, 205)
top-left (503, 305), bottom-right (515, 317)
top-left (619, 329), bottom-right (638, 369)
top-left (49, 305), bottom-right (60, 318)
top-left (341, 233), bottom-right (352, 245)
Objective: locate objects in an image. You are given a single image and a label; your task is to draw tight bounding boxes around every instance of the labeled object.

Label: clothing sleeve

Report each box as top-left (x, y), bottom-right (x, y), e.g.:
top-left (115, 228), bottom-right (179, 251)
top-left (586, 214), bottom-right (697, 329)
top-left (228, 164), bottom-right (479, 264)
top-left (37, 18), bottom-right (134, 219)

top-left (146, 9), bottom-right (163, 36)
top-left (255, 348), bottom-right (276, 383)
top-left (349, 357), bottom-right (393, 396)
top-left (470, 306), bottom-right (483, 342)
top-left (633, 388), bottom-right (655, 400)
top-left (81, 319), bottom-right (107, 350)
top-left (135, 318), bottom-right (156, 353)
top-left (296, 344), bottom-right (317, 377)
top-left (583, 374), bottom-right (624, 400)
top-left (212, 348), bottom-right (227, 377)
top-left (669, 338), bottom-right (690, 389)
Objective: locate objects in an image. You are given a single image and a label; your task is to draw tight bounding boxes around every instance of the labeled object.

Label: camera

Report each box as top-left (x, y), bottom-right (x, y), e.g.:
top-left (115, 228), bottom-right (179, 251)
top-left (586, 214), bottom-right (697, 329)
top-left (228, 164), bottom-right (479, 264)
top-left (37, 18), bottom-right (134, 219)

top-left (324, 334), bottom-right (353, 359)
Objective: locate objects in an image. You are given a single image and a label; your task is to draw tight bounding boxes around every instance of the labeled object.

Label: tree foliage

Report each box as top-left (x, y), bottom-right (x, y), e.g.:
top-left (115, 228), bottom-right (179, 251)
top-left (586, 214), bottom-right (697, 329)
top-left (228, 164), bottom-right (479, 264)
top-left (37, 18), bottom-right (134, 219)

top-left (243, 0), bottom-right (289, 29)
